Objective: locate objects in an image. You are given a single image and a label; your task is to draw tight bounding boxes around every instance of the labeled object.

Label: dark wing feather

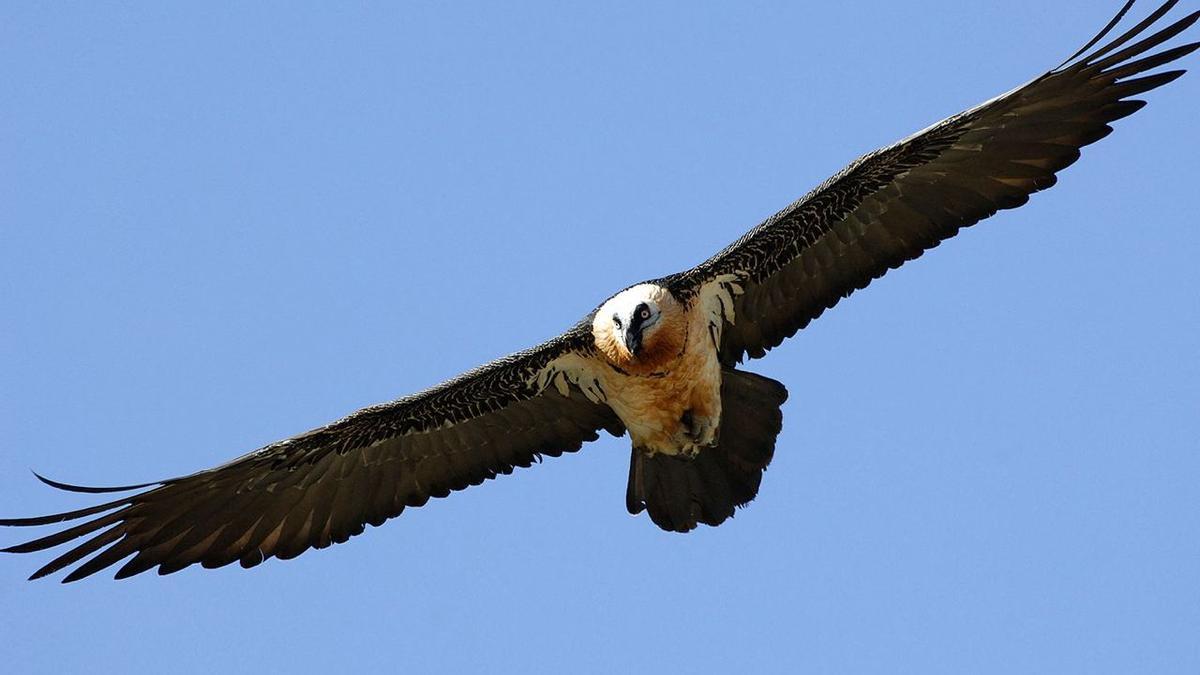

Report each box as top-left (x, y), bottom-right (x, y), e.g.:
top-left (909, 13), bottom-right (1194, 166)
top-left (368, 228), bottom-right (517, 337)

top-left (666, 1), bottom-right (1197, 365)
top-left (1, 328), bottom-right (623, 582)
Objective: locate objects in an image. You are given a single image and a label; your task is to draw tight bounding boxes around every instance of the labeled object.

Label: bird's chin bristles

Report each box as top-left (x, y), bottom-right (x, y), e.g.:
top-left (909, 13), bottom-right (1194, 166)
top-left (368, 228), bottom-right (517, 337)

top-left (593, 325), bottom-right (636, 369)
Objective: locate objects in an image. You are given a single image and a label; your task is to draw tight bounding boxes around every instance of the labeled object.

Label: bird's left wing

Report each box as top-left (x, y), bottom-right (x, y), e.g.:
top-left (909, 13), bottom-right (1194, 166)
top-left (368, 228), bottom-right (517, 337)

top-left (667, 1), bottom-right (1197, 366)
top-left (1, 329), bottom-right (621, 582)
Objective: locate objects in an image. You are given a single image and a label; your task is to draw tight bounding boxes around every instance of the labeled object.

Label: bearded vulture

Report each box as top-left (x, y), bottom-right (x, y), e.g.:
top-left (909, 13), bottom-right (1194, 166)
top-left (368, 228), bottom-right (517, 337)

top-left (3, 1), bottom-right (1197, 582)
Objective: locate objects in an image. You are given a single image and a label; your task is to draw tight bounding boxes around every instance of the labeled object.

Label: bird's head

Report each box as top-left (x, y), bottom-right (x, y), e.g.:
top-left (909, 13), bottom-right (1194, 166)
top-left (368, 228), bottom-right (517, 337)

top-left (593, 284), bottom-right (684, 371)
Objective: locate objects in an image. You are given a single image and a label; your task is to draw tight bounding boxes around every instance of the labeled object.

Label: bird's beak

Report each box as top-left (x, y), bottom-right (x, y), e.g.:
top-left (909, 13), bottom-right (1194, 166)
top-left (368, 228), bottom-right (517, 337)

top-left (624, 327), bottom-right (642, 357)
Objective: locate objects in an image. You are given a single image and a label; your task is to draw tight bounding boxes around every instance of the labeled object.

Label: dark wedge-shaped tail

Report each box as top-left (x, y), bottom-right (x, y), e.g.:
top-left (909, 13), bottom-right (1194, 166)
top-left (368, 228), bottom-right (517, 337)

top-left (626, 368), bottom-right (788, 533)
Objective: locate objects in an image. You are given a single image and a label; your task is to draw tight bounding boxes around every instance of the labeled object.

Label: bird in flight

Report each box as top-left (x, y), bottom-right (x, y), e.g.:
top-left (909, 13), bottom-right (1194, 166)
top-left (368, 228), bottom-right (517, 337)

top-left (4, 0), bottom-right (1197, 582)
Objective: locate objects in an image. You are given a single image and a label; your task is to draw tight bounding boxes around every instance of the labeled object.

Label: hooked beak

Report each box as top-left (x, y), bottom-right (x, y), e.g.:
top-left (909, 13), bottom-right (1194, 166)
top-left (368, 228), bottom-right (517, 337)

top-left (623, 327), bottom-right (642, 357)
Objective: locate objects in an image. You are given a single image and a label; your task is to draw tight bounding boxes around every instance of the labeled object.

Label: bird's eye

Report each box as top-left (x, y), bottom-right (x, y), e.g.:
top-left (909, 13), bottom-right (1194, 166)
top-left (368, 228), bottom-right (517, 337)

top-left (639, 308), bottom-right (651, 320)
top-left (612, 314), bottom-right (622, 328)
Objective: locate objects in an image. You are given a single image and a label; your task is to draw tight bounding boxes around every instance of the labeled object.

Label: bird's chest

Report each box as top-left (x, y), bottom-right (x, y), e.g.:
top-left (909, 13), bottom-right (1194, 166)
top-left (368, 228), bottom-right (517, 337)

top-left (603, 331), bottom-right (723, 455)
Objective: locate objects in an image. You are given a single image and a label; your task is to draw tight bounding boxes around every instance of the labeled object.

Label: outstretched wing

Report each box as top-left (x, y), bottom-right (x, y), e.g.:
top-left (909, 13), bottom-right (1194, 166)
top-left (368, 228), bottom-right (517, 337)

top-left (1, 328), bottom-right (622, 582)
top-left (668, 0), bottom-right (1197, 365)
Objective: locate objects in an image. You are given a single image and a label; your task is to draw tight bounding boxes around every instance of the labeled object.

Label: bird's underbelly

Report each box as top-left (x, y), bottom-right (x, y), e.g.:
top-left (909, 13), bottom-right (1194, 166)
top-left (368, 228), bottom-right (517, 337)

top-left (604, 347), bottom-right (723, 456)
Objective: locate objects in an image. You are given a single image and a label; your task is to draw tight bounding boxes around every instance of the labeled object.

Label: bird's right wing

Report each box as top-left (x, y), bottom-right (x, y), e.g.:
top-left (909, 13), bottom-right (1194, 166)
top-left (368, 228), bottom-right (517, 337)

top-left (1, 328), bottom-right (623, 582)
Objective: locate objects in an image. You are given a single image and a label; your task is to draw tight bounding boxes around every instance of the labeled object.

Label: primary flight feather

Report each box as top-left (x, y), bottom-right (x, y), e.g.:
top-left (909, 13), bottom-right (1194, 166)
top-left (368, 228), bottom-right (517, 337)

top-left (4, 0), bottom-right (1197, 582)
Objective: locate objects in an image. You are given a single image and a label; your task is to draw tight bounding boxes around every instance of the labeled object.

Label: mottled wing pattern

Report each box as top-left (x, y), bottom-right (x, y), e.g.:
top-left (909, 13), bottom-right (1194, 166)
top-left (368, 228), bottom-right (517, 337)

top-left (668, 0), bottom-right (1197, 366)
top-left (1, 328), bottom-right (622, 582)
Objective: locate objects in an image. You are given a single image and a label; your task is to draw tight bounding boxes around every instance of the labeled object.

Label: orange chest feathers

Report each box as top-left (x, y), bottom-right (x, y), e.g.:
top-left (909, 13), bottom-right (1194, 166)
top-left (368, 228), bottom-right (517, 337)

top-left (597, 308), bottom-right (723, 455)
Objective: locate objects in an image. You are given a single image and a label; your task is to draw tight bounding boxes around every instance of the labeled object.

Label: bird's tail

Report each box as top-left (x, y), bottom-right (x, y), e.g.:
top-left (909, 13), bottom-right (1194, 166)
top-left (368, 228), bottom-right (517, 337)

top-left (626, 367), bottom-right (787, 532)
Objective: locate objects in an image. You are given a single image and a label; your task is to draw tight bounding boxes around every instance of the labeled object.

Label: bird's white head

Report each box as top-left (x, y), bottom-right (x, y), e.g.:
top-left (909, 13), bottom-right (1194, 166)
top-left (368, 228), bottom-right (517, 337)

top-left (592, 284), bottom-right (684, 371)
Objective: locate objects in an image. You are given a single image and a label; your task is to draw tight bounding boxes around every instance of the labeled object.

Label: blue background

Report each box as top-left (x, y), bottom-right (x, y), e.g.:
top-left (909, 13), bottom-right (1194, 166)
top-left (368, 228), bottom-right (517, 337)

top-left (2, 2), bottom-right (1197, 672)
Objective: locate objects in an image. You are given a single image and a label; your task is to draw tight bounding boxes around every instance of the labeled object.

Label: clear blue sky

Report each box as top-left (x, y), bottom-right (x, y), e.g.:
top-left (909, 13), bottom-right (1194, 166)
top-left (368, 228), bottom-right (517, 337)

top-left (2, 2), bottom-right (1197, 672)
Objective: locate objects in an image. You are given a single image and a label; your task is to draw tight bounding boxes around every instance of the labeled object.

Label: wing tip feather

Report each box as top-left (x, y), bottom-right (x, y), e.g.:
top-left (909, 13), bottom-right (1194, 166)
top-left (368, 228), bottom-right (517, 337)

top-left (1058, 0), bottom-right (1139, 68)
top-left (32, 469), bottom-right (160, 495)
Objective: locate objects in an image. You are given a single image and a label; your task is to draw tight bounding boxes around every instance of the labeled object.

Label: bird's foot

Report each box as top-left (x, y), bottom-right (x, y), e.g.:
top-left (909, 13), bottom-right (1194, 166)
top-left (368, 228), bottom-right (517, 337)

top-left (676, 410), bottom-right (719, 458)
